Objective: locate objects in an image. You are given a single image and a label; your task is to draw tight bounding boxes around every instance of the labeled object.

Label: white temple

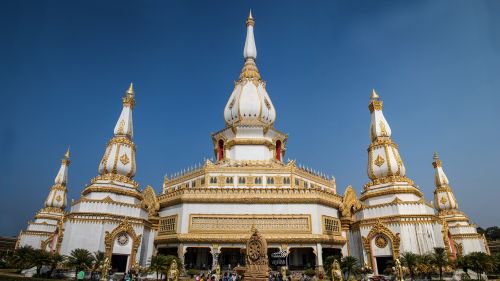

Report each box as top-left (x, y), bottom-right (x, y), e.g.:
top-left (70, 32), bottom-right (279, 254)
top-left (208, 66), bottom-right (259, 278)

top-left (18, 11), bottom-right (488, 275)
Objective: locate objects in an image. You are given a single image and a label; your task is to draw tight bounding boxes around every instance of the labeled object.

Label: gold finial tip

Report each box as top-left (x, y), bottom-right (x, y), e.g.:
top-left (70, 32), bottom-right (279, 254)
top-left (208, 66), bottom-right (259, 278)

top-left (371, 88), bottom-right (379, 100)
top-left (433, 152), bottom-right (439, 159)
top-left (127, 82), bottom-right (134, 94)
top-left (64, 147), bottom-right (70, 159)
top-left (246, 9), bottom-right (255, 26)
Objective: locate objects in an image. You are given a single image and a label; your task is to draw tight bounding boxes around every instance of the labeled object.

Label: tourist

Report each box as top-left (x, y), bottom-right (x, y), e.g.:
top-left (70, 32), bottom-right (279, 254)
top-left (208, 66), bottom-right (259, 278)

top-left (77, 270), bottom-right (85, 281)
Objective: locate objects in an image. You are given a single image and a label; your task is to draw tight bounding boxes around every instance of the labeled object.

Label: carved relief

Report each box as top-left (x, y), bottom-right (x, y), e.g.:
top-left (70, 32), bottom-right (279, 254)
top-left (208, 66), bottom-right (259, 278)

top-left (362, 220), bottom-right (400, 267)
top-left (104, 218), bottom-right (142, 267)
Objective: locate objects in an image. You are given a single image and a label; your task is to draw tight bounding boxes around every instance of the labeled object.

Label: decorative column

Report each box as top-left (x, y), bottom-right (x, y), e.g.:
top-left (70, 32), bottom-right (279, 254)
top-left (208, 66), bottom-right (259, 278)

top-left (211, 244), bottom-right (221, 270)
top-left (315, 243), bottom-right (324, 274)
top-left (177, 244), bottom-right (187, 271)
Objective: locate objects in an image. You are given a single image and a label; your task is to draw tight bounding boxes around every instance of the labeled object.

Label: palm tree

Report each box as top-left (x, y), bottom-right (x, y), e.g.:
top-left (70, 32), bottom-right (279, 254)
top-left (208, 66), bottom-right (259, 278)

top-left (341, 256), bottom-right (360, 281)
top-left (46, 252), bottom-right (65, 278)
top-left (467, 252), bottom-right (494, 280)
top-left (432, 247), bottom-right (448, 281)
top-left (456, 254), bottom-right (471, 279)
top-left (32, 249), bottom-right (51, 277)
top-left (400, 252), bottom-right (418, 280)
top-left (8, 246), bottom-right (36, 272)
top-left (148, 254), bottom-right (169, 281)
top-left (65, 248), bottom-right (94, 280)
top-left (417, 253), bottom-right (434, 281)
top-left (90, 251), bottom-right (106, 279)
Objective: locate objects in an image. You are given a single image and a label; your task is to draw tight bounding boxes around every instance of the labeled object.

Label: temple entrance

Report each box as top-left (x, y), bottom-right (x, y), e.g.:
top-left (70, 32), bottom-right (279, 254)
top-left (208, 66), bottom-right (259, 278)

top-left (288, 248), bottom-right (316, 270)
top-left (184, 247), bottom-right (212, 270)
top-left (375, 256), bottom-right (393, 275)
top-left (111, 254), bottom-right (128, 273)
top-left (220, 248), bottom-right (245, 270)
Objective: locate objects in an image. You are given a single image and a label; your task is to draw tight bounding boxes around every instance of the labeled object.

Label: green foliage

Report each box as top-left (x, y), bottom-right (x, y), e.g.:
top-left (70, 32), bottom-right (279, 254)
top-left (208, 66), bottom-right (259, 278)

top-left (341, 256), bottom-right (360, 281)
top-left (324, 255), bottom-right (342, 280)
top-left (186, 268), bottom-right (199, 277)
top-left (148, 254), bottom-right (181, 280)
top-left (31, 249), bottom-right (51, 277)
top-left (400, 252), bottom-right (419, 280)
top-left (7, 246), bottom-right (36, 271)
top-left (304, 268), bottom-right (316, 277)
top-left (432, 247), bottom-right (448, 281)
top-left (65, 248), bottom-right (93, 276)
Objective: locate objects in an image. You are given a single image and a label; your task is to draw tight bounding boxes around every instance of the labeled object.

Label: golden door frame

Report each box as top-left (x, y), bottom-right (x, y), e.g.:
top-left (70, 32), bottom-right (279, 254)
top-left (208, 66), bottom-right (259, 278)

top-left (361, 220), bottom-right (400, 269)
top-left (104, 218), bottom-right (142, 269)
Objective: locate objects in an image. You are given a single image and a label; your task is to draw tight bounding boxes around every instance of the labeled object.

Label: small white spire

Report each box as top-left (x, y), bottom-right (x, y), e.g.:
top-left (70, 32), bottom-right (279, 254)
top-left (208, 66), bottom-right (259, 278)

top-left (243, 10), bottom-right (257, 60)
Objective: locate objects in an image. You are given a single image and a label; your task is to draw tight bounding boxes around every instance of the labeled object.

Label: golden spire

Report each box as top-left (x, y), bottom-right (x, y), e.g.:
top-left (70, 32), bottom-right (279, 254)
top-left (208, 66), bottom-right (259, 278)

top-left (64, 147), bottom-right (71, 159)
top-left (123, 82), bottom-right (136, 108)
top-left (368, 88), bottom-right (383, 113)
top-left (432, 151), bottom-right (442, 168)
top-left (246, 9), bottom-right (255, 26)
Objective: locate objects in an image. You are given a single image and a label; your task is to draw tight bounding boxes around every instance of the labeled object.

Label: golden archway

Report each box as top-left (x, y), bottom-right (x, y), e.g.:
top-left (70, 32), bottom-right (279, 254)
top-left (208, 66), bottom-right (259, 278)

top-left (104, 218), bottom-right (142, 268)
top-left (361, 220), bottom-right (400, 268)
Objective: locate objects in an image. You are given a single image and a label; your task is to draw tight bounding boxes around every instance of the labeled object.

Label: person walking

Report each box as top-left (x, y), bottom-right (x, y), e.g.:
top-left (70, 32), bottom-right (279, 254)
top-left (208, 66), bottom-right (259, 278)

top-left (77, 269), bottom-right (85, 281)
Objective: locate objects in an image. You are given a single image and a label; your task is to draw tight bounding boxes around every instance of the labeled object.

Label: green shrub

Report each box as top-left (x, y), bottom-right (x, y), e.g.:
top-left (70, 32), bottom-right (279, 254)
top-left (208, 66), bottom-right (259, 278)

top-left (186, 268), bottom-right (199, 277)
top-left (304, 268), bottom-right (316, 277)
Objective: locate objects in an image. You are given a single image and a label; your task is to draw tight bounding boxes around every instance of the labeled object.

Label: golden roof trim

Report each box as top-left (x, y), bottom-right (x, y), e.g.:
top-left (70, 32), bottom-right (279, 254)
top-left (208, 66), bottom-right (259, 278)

top-left (155, 233), bottom-right (346, 245)
top-left (81, 185), bottom-right (143, 200)
top-left (158, 186), bottom-right (341, 208)
top-left (360, 186), bottom-right (422, 201)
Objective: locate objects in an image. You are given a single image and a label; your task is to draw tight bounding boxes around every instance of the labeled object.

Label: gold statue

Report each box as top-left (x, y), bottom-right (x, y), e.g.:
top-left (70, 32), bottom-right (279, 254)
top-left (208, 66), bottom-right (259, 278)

top-left (216, 264), bottom-right (221, 280)
top-left (394, 258), bottom-right (404, 281)
top-left (281, 266), bottom-right (287, 280)
top-left (332, 259), bottom-right (343, 281)
top-left (100, 257), bottom-right (110, 281)
top-left (168, 259), bottom-right (180, 281)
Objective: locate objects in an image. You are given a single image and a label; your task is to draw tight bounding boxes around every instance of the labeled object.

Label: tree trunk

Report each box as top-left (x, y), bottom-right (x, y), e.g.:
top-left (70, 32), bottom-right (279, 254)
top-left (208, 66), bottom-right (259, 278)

top-left (439, 267), bottom-right (443, 281)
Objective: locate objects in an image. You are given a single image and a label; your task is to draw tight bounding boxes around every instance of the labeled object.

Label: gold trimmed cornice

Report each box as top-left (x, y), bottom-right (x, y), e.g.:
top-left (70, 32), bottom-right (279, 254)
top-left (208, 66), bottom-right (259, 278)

top-left (81, 185), bottom-right (143, 200)
top-left (360, 186), bottom-right (422, 201)
top-left (90, 173), bottom-right (139, 188)
top-left (360, 197), bottom-right (433, 210)
top-left (65, 212), bottom-right (151, 228)
top-left (72, 196), bottom-right (142, 208)
top-left (158, 186), bottom-right (342, 208)
top-left (363, 176), bottom-right (416, 190)
top-left (352, 214), bottom-right (440, 229)
top-left (451, 233), bottom-right (483, 239)
top-left (18, 230), bottom-right (53, 237)
top-left (155, 233), bottom-right (346, 245)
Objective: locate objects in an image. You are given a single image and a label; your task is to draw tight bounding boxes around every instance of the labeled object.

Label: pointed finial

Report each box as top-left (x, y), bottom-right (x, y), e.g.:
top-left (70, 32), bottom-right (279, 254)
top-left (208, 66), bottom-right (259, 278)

top-left (64, 147), bottom-right (71, 159)
top-left (246, 9), bottom-right (255, 26)
top-left (433, 151), bottom-right (439, 160)
top-left (127, 82), bottom-right (134, 94)
top-left (371, 88), bottom-right (379, 100)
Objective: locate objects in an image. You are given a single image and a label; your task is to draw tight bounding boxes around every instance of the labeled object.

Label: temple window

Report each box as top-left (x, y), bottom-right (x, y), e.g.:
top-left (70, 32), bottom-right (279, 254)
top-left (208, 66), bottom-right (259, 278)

top-left (275, 140), bottom-right (282, 161)
top-left (295, 179), bottom-right (299, 186)
top-left (255, 177), bottom-right (262, 184)
top-left (304, 181), bottom-right (309, 188)
top-left (226, 177), bottom-right (234, 184)
top-left (267, 177), bottom-right (275, 185)
top-left (192, 181), bottom-right (196, 188)
top-left (322, 216), bottom-right (341, 235)
top-left (210, 177), bottom-right (217, 184)
top-left (283, 177), bottom-right (291, 184)
top-left (217, 139), bottom-right (224, 161)
top-left (200, 178), bottom-right (205, 185)
top-left (238, 177), bottom-right (246, 184)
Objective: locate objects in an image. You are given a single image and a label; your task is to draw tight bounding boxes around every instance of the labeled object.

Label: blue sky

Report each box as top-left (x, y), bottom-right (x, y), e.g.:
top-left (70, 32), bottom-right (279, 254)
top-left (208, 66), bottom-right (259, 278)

top-left (1, 1), bottom-right (499, 236)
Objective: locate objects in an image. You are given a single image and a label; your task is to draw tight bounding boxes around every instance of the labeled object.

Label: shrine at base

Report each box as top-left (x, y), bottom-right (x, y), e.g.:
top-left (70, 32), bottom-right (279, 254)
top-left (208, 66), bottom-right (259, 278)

top-left (17, 11), bottom-right (488, 275)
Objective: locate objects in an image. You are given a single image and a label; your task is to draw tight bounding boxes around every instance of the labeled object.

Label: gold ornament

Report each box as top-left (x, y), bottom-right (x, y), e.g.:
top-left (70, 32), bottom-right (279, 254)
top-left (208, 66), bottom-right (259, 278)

top-left (374, 155), bottom-right (385, 167)
top-left (120, 153), bottom-right (130, 165)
